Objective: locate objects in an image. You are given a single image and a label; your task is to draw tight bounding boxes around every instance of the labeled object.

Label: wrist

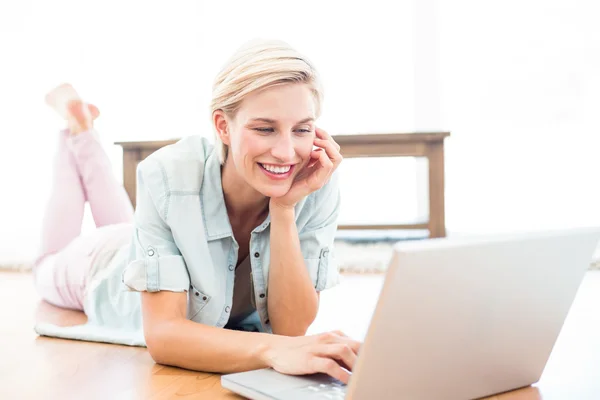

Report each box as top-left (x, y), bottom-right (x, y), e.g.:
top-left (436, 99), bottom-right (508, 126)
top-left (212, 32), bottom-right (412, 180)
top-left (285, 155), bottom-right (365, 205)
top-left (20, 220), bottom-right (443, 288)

top-left (256, 333), bottom-right (285, 368)
top-left (269, 201), bottom-right (296, 218)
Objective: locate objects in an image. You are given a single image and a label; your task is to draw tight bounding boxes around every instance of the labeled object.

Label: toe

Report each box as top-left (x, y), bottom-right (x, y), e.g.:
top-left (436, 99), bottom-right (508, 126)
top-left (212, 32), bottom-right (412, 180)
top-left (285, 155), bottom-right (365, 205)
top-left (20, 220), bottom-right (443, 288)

top-left (88, 104), bottom-right (100, 120)
top-left (67, 100), bottom-right (89, 126)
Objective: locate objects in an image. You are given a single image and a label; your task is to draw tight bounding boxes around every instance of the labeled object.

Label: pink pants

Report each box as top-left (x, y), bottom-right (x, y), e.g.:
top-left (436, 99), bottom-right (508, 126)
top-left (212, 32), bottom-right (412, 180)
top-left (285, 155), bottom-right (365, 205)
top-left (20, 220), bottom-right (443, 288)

top-left (34, 130), bottom-right (134, 311)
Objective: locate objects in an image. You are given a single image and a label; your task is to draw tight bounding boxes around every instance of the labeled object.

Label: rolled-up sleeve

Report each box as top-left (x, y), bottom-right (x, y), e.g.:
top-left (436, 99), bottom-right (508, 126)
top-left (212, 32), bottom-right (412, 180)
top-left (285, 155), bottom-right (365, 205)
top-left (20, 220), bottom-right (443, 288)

top-left (122, 157), bottom-right (190, 293)
top-left (299, 170), bottom-right (341, 292)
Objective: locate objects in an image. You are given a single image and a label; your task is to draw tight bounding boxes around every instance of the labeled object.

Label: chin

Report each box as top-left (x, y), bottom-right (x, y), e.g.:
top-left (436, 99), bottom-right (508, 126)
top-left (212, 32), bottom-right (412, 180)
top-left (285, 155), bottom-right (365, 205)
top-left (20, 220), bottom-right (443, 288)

top-left (258, 184), bottom-right (292, 199)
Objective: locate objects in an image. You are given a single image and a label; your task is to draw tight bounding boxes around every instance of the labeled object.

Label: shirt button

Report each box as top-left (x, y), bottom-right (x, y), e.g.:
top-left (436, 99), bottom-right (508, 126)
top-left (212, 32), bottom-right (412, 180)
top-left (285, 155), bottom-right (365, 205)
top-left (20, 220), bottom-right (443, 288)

top-left (225, 306), bottom-right (231, 313)
top-left (265, 319), bottom-right (270, 325)
top-left (259, 293), bottom-right (265, 299)
top-left (254, 252), bottom-right (260, 258)
top-left (228, 264), bottom-right (234, 271)
top-left (148, 249), bottom-right (155, 256)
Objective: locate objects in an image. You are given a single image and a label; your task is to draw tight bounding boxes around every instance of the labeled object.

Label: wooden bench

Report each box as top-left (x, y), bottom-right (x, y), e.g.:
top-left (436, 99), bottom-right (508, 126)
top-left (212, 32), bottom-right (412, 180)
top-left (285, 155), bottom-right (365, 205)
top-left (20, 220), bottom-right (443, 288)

top-left (115, 132), bottom-right (450, 238)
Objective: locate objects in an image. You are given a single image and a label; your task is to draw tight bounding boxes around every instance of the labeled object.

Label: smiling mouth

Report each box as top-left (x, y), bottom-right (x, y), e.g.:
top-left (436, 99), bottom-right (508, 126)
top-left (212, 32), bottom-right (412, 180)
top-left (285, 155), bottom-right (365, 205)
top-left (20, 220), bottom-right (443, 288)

top-left (258, 163), bottom-right (293, 174)
top-left (257, 163), bottom-right (297, 179)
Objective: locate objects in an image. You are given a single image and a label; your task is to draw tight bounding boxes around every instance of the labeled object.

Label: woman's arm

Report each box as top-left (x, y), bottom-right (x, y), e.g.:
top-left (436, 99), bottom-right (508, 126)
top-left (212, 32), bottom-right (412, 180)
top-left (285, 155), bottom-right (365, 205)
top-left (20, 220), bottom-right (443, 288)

top-left (267, 128), bottom-right (343, 336)
top-left (142, 291), bottom-right (274, 372)
top-left (142, 291), bottom-right (361, 383)
top-left (267, 205), bottom-right (320, 336)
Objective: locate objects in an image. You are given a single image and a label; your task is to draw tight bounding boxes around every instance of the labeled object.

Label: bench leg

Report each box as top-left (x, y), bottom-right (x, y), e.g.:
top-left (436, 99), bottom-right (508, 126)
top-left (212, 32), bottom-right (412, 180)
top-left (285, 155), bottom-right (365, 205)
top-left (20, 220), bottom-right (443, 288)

top-left (122, 149), bottom-right (139, 209)
top-left (427, 142), bottom-right (446, 238)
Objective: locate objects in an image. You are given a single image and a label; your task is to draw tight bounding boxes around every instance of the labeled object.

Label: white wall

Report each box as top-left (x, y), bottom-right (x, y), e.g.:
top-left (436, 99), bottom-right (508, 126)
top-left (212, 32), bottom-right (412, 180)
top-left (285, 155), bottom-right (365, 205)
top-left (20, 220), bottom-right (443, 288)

top-left (439, 0), bottom-right (600, 233)
top-left (0, 0), bottom-right (598, 264)
top-left (0, 0), bottom-right (207, 262)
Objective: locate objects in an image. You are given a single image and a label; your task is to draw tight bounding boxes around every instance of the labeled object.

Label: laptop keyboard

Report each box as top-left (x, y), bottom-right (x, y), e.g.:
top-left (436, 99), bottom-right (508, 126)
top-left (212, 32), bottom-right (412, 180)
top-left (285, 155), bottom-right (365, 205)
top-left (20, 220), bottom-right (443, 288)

top-left (298, 380), bottom-right (347, 399)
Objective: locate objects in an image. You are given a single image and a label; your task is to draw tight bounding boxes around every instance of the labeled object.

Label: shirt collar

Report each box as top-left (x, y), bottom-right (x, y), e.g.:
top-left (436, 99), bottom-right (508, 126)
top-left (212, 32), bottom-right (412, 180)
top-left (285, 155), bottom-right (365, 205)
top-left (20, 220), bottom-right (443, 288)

top-left (201, 147), bottom-right (271, 241)
top-left (201, 147), bottom-right (233, 241)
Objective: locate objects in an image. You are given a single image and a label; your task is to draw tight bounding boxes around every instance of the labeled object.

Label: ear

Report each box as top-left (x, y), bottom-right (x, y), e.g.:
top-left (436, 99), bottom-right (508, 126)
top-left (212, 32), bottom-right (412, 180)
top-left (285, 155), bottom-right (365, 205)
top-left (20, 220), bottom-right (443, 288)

top-left (213, 110), bottom-right (231, 146)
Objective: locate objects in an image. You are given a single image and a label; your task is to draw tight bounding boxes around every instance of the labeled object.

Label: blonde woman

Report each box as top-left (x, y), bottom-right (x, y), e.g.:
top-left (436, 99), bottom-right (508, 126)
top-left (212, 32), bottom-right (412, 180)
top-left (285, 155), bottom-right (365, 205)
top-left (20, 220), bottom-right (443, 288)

top-left (34, 40), bottom-right (359, 383)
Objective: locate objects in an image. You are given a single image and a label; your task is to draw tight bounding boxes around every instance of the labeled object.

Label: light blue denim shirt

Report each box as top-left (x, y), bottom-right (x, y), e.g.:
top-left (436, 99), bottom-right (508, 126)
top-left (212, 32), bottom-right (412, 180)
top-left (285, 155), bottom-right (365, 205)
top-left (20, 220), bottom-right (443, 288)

top-left (81, 135), bottom-right (340, 338)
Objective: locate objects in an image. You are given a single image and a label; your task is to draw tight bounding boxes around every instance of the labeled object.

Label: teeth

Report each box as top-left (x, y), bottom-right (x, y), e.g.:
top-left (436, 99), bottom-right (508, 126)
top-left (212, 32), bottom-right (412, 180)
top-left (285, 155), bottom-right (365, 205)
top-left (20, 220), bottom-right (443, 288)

top-left (260, 163), bottom-right (291, 174)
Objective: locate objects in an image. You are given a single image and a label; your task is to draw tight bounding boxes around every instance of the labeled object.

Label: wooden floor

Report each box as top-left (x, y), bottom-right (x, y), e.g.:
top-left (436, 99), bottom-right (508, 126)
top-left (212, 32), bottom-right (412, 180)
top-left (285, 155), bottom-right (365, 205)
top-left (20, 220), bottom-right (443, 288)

top-left (1, 271), bottom-right (599, 400)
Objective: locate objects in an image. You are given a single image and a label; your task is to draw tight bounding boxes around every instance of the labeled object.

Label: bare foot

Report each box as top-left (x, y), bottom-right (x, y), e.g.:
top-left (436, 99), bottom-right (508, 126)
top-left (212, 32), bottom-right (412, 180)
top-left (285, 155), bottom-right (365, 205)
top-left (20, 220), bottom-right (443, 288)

top-left (45, 83), bottom-right (100, 135)
top-left (67, 100), bottom-right (100, 135)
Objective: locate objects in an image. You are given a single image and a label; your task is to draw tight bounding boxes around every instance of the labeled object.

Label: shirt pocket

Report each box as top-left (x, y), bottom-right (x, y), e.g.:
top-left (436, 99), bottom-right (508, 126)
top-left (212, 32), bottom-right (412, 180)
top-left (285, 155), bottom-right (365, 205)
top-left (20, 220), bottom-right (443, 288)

top-left (187, 284), bottom-right (211, 320)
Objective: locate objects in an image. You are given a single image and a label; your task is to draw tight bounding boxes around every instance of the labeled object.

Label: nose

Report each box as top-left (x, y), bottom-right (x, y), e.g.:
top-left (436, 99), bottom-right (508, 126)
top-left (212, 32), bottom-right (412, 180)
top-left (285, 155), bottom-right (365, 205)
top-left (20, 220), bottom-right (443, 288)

top-left (270, 134), bottom-right (296, 163)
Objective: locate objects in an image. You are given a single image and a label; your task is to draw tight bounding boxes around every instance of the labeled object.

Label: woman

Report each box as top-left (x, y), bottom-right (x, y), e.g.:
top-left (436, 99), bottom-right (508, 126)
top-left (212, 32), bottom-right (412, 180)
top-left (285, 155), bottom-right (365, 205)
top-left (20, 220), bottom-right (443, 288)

top-left (34, 39), bottom-right (360, 383)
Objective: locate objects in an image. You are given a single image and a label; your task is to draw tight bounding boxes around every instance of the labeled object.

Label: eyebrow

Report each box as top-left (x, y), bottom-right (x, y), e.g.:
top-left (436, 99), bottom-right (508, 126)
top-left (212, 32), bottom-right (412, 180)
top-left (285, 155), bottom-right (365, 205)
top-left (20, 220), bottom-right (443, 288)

top-left (250, 117), bottom-right (315, 124)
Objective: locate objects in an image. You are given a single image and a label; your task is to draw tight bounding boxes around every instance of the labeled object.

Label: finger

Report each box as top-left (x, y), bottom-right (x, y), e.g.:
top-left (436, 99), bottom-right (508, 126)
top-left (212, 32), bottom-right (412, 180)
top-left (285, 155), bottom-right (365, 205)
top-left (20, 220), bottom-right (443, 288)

top-left (88, 104), bottom-right (100, 120)
top-left (319, 331), bottom-right (362, 355)
top-left (308, 149), bottom-right (323, 168)
top-left (315, 127), bottom-right (332, 140)
top-left (317, 343), bottom-right (358, 371)
top-left (344, 338), bottom-right (362, 355)
top-left (334, 337), bottom-right (362, 356)
top-left (314, 137), bottom-right (342, 166)
top-left (312, 151), bottom-right (337, 180)
top-left (315, 128), bottom-right (341, 151)
top-left (311, 357), bottom-right (351, 385)
top-left (308, 149), bottom-right (333, 190)
top-left (307, 149), bottom-right (327, 171)
top-left (332, 330), bottom-right (348, 337)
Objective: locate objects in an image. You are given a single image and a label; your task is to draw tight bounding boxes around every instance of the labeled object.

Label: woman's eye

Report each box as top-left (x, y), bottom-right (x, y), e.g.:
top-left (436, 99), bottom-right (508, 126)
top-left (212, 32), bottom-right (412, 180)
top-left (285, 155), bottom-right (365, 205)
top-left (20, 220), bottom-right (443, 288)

top-left (253, 127), bottom-right (311, 134)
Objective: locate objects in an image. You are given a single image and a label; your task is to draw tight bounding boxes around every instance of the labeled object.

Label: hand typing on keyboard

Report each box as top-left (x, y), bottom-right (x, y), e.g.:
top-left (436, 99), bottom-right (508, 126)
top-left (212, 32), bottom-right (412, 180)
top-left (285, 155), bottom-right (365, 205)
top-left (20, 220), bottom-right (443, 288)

top-left (261, 330), bottom-right (361, 384)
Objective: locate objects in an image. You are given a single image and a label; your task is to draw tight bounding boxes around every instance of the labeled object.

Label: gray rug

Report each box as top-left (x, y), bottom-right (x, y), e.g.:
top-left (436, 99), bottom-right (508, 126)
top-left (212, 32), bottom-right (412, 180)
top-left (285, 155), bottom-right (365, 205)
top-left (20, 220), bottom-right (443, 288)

top-left (334, 239), bottom-right (600, 273)
top-left (334, 229), bottom-right (600, 273)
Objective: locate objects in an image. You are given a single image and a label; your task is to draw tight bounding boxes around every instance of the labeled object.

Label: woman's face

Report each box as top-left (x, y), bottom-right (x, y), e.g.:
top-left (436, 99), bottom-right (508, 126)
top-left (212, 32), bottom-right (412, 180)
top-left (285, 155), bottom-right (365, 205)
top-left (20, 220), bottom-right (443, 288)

top-left (225, 83), bottom-right (317, 198)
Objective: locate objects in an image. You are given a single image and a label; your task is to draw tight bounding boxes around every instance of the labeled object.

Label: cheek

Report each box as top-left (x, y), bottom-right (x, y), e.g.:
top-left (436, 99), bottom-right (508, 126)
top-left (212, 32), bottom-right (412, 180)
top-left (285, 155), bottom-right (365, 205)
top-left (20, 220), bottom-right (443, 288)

top-left (235, 132), bottom-right (265, 168)
top-left (298, 137), bottom-right (315, 160)
top-left (243, 138), bottom-right (266, 161)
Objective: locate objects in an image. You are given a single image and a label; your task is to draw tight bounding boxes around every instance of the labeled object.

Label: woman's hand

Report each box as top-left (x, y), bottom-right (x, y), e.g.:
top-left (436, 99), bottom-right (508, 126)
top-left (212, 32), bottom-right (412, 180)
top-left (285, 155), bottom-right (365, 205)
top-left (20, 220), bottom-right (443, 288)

top-left (262, 330), bottom-right (361, 384)
top-left (270, 128), bottom-right (342, 210)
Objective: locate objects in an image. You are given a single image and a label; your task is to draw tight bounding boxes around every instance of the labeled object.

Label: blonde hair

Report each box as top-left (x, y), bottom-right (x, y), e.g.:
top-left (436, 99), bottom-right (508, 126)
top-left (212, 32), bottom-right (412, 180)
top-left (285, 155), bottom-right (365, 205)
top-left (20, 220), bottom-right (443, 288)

top-left (210, 39), bottom-right (324, 165)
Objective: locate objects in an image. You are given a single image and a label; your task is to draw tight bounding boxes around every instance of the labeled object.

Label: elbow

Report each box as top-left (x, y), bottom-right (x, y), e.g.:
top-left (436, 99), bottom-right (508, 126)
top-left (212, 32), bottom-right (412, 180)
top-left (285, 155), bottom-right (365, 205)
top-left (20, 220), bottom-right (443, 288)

top-left (302, 293), bottom-right (320, 331)
top-left (300, 311), bottom-right (319, 335)
top-left (290, 324), bottom-right (312, 337)
top-left (144, 322), bottom-right (174, 365)
top-left (274, 318), bottom-right (313, 337)
top-left (273, 302), bottom-right (319, 337)
top-left (296, 309), bottom-right (319, 336)
top-left (145, 331), bottom-right (167, 365)
top-left (294, 294), bottom-right (320, 335)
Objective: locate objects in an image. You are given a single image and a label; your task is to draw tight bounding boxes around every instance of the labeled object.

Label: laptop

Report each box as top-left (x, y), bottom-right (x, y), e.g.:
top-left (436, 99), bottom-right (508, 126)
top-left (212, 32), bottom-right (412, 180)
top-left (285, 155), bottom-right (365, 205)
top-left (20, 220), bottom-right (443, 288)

top-left (222, 227), bottom-right (600, 400)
